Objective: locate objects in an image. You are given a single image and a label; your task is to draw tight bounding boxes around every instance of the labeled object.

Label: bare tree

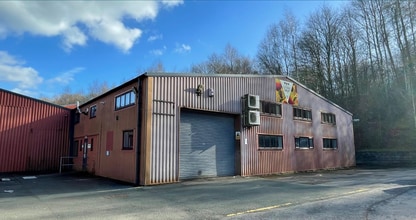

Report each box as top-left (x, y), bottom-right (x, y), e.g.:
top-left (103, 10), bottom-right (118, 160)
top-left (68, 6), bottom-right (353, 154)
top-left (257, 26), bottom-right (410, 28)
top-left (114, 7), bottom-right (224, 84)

top-left (257, 10), bottom-right (300, 77)
top-left (191, 44), bottom-right (256, 74)
top-left (42, 81), bottom-right (112, 106)
top-left (146, 60), bottom-right (166, 73)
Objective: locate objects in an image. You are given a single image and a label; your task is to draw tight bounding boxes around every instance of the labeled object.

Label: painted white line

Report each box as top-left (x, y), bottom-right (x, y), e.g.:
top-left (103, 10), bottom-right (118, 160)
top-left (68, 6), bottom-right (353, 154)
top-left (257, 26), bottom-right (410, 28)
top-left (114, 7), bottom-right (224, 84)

top-left (22, 176), bottom-right (37, 180)
top-left (226, 188), bottom-right (370, 217)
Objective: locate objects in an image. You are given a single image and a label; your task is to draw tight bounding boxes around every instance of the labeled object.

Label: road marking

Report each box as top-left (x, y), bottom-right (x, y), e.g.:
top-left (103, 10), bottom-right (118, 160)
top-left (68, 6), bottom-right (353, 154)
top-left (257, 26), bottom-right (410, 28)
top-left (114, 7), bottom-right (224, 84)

top-left (226, 188), bottom-right (369, 217)
top-left (226, 203), bottom-right (292, 217)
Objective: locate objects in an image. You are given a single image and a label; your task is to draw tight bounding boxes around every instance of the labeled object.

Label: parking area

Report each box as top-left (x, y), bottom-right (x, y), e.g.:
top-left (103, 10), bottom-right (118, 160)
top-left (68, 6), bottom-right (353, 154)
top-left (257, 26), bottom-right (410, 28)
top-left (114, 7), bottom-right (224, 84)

top-left (1, 168), bottom-right (416, 219)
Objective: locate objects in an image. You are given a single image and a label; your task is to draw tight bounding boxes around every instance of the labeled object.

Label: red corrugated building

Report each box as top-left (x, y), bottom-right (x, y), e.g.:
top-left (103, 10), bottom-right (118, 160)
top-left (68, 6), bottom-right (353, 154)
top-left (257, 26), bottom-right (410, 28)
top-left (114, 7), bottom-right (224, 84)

top-left (0, 89), bottom-right (72, 173)
top-left (73, 73), bottom-right (356, 185)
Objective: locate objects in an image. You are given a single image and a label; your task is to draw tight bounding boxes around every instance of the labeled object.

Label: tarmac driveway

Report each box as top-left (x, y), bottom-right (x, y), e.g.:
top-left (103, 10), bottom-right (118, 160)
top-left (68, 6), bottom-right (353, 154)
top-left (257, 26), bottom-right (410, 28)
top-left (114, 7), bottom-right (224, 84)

top-left (1, 168), bottom-right (416, 219)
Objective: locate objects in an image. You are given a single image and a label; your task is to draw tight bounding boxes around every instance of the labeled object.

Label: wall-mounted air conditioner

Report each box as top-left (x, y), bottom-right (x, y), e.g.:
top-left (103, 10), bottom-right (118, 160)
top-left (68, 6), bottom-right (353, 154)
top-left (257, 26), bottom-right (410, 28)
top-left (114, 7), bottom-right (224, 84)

top-left (244, 94), bottom-right (260, 110)
top-left (244, 110), bottom-right (261, 126)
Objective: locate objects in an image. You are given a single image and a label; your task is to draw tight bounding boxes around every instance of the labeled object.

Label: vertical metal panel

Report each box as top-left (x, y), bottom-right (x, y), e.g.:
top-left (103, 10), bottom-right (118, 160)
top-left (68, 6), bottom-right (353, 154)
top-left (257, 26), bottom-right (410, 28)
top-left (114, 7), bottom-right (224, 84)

top-left (146, 75), bottom-right (355, 184)
top-left (0, 89), bottom-right (71, 173)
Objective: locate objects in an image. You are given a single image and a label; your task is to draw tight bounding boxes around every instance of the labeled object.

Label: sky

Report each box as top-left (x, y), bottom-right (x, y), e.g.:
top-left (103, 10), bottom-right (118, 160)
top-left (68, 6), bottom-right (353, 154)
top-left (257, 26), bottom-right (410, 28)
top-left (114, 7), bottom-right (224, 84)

top-left (0, 0), bottom-right (347, 99)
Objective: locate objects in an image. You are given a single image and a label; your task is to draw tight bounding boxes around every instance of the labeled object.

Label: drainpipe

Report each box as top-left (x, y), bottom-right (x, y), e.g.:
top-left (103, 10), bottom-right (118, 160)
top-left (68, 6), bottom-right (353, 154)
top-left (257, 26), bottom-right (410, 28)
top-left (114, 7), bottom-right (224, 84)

top-left (135, 78), bottom-right (143, 185)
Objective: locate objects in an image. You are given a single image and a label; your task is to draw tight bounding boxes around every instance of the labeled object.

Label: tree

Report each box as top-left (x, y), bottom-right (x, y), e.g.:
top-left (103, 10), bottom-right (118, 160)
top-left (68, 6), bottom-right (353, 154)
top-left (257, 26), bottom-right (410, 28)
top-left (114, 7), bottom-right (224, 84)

top-left (146, 60), bottom-right (166, 73)
top-left (191, 44), bottom-right (256, 74)
top-left (42, 81), bottom-right (112, 106)
top-left (257, 10), bottom-right (300, 77)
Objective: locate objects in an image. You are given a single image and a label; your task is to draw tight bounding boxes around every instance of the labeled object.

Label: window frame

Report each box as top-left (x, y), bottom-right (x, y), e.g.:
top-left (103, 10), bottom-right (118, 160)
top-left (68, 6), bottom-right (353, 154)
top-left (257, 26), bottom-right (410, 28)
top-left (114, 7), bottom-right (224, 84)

top-left (293, 107), bottom-right (312, 122)
top-left (260, 100), bottom-right (282, 117)
top-left (90, 105), bottom-right (97, 118)
top-left (115, 90), bottom-right (136, 111)
top-left (295, 136), bottom-right (314, 149)
top-left (321, 112), bottom-right (336, 125)
top-left (258, 134), bottom-right (283, 150)
top-left (323, 138), bottom-right (338, 149)
top-left (122, 130), bottom-right (134, 150)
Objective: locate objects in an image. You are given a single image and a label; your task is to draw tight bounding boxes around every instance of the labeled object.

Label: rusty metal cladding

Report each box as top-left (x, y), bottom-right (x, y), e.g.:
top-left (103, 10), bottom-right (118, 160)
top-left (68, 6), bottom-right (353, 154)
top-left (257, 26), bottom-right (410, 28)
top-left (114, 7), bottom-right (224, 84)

top-left (0, 89), bottom-right (71, 173)
top-left (146, 75), bottom-right (355, 184)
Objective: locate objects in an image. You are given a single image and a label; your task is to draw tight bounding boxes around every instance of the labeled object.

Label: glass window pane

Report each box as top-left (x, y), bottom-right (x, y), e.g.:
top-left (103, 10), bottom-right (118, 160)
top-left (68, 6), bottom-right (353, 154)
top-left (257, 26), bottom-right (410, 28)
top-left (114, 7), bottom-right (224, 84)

top-left (278, 136), bottom-right (283, 148)
top-left (299, 137), bottom-right (308, 148)
top-left (121, 95), bottom-right (125, 107)
top-left (130, 92), bottom-right (135, 104)
top-left (116, 97), bottom-right (120, 109)
top-left (259, 136), bottom-right (265, 147)
top-left (126, 94), bottom-right (129, 105)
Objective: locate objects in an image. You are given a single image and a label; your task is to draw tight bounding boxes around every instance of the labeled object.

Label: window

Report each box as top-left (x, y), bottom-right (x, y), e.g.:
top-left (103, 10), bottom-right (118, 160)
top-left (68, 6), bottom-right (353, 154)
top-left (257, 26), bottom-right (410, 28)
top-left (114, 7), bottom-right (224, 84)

top-left (260, 101), bottom-right (282, 116)
top-left (122, 130), bottom-right (134, 150)
top-left (259, 135), bottom-right (283, 149)
top-left (115, 90), bottom-right (136, 110)
top-left (79, 140), bottom-right (83, 151)
top-left (90, 105), bottom-right (97, 118)
top-left (295, 137), bottom-right (314, 149)
top-left (321, 113), bottom-right (336, 124)
top-left (72, 140), bottom-right (79, 156)
top-left (74, 113), bottom-right (80, 124)
top-left (90, 138), bottom-right (93, 151)
top-left (323, 138), bottom-right (337, 149)
top-left (293, 107), bottom-right (312, 121)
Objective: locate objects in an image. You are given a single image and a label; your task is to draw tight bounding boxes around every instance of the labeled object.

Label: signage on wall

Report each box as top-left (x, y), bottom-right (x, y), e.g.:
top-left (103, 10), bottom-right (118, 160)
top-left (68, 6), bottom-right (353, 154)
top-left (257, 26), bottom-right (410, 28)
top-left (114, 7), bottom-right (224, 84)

top-left (275, 78), bottom-right (298, 105)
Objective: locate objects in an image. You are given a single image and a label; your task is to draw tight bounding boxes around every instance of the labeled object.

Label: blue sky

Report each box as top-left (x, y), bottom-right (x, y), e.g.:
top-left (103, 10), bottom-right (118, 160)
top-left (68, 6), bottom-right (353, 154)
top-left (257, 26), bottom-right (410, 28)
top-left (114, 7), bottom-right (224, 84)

top-left (0, 0), bottom-right (346, 99)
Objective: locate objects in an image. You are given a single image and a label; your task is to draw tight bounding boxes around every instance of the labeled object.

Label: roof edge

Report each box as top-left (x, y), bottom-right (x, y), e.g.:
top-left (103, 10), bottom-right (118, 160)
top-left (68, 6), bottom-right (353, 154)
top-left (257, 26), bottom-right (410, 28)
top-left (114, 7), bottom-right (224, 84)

top-left (282, 75), bottom-right (353, 116)
top-left (0, 88), bottom-right (72, 111)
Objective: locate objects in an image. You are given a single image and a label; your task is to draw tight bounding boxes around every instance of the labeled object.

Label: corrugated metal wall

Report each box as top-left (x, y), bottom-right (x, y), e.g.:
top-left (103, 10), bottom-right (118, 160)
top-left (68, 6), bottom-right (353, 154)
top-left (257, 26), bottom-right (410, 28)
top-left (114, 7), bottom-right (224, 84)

top-left (149, 76), bottom-right (282, 184)
top-left (0, 90), bottom-right (71, 172)
top-left (146, 75), bottom-right (355, 185)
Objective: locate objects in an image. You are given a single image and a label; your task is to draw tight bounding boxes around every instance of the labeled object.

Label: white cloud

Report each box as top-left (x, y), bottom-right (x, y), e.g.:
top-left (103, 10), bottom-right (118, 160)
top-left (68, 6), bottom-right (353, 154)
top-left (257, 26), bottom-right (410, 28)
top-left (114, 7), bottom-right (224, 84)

top-left (150, 46), bottom-right (167, 56)
top-left (47, 67), bottom-right (85, 85)
top-left (0, 51), bottom-right (43, 89)
top-left (162, 0), bottom-right (184, 8)
top-left (0, 1), bottom-right (183, 53)
top-left (174, 43), bottom-right (191, 54)
top-left (150, 49), bottom-right (164, 56)
top-left (148, 34), bottom-right (163, 42)
top-left (11, 88), bottom-right (39, 97)
top-left (62, 27), bottom-right (88, 52)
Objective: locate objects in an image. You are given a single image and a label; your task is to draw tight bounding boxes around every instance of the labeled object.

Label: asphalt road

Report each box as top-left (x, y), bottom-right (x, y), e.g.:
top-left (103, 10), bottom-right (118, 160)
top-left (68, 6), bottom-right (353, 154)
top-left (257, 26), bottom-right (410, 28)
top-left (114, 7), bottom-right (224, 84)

top-left (1, 167), bottom-right (416, 220)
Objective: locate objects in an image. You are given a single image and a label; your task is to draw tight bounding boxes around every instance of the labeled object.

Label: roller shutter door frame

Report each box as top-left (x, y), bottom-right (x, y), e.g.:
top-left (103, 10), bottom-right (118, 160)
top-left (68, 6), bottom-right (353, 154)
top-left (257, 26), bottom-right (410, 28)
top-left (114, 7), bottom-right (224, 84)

top-left (179, 110), bottom-right (235, 179)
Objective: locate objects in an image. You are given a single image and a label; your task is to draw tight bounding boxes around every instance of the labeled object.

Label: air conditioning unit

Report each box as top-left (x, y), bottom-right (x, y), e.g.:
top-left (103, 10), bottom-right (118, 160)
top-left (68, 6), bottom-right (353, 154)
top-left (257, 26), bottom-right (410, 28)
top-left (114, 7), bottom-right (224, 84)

top-left (244, 94), bottom-right (260, 110)
top-left (244, 110), bottom-right (260, 126)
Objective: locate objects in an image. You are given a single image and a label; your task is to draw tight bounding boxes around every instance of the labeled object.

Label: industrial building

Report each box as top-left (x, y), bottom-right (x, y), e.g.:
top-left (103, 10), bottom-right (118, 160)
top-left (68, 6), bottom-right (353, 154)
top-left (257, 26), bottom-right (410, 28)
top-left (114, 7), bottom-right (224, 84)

top-left (72, 73), bottom-right (355, 185)
top-left (0, 89), bottom-right (72, 173)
